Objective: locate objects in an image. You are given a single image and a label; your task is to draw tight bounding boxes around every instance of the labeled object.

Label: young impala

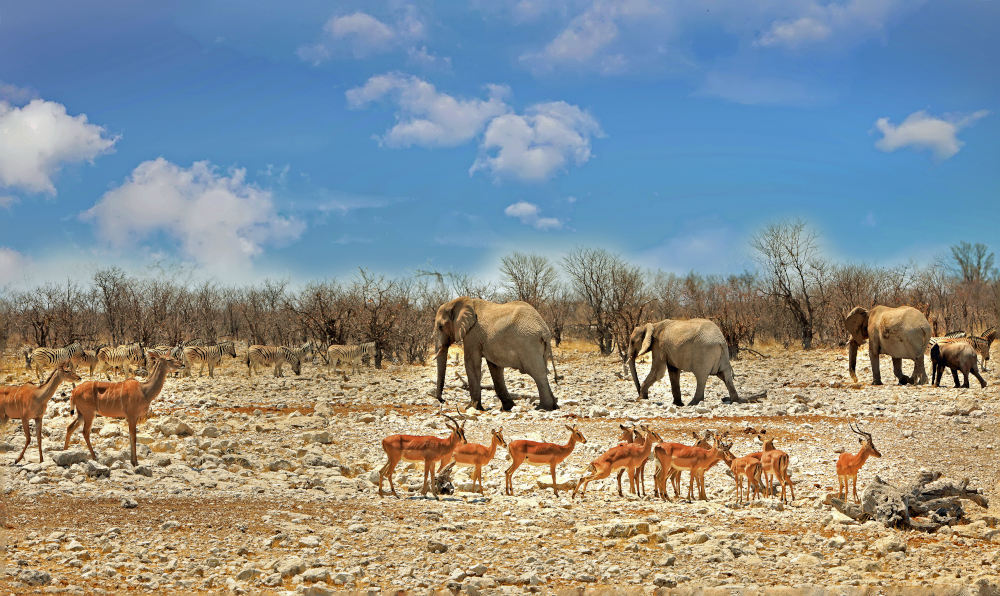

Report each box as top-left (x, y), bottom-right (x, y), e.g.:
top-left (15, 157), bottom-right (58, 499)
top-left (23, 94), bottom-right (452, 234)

top-left (836, 422), bottom-right (881, 503)
top-left (0, 364), bottom-right (81, 464)
top-left (728, 451), bottom-right (763, 504)
top-left (505, 425), bottom-right (586, 497)
top-left (378, 410), bottom-right (467, 499)
top-left (751, 430), bottom-right (795, 503)
top-left (449, 427), bottom-right (507, 493)
top-left (653, 433), bottom-right (733, 501)
top-left (573, 425), bottom-right (662, 499)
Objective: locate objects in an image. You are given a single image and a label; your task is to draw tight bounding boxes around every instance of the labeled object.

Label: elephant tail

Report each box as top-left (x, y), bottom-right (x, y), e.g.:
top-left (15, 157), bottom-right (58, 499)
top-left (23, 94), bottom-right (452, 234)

top-left (546, 339), bottom-right (560, 384)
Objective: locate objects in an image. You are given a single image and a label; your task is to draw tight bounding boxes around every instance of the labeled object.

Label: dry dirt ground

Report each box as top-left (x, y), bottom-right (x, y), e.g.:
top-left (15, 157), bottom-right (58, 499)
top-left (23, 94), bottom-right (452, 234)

top-left (1, 343), bottom-right (999, 595)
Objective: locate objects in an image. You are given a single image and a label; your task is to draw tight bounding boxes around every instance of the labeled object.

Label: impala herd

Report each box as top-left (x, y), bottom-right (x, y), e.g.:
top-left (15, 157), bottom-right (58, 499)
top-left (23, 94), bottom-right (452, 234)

top-left (377, 410), bottom-right (882, 505)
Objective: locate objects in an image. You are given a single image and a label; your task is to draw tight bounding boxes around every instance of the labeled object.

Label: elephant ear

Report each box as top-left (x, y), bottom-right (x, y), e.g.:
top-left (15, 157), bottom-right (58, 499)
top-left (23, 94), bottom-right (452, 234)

top-left (844, 307), bottom-right (869, 343)
top-left (453, 300), bottom-right (478, 342)
top-left (638, 323), bottom-right (654, 356)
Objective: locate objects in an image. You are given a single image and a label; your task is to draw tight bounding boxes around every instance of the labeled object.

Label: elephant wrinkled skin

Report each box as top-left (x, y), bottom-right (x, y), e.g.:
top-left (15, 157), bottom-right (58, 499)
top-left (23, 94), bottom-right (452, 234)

top-left (434, 297), bottom-right (557, 411)
top-left (845, 305), bottom-right (931, 385)
top-left (627, 318), bottom-right (740, 406)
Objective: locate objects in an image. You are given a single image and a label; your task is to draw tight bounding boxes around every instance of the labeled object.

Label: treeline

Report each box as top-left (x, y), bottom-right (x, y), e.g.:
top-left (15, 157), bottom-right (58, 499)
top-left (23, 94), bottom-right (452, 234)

top-left (1, 222), bottom-right (997, 365)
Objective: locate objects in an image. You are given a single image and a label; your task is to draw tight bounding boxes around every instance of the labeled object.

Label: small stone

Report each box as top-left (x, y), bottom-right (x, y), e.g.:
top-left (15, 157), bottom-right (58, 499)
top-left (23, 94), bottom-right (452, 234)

top-left (17, 569), bottom-right (52, 586)
top-left (347, 524), bottom-right (367, 534)
top-left (427, 540), bottom-right (448, 553)
top-left (299, 535), bottom-right (321, 547)
top-left (468, 564), bottom-right (488, 577)
top-left (235, 567), bottom-right (260, 581)
top-left (121, 497), bottom-right (138, 509)
top-left (275, 556), bottom-right (306, 578)
top-left (874, 536), bottom-right (906, 554)
top-left (300, 567), bottom-right (330, 583)
top-left (653, 575), bottom-right (676, 588)
top-left (827, 535), bottom-right (847, 549)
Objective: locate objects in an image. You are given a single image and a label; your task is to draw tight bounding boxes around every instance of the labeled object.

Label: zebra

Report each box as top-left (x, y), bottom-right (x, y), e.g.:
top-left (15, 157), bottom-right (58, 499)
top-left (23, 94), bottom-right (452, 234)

top-left (183, 341), bottom-right (237, 377)
top-left (24, 342), bottom-right (83, 381)
top-left (936, 327), bottom-right (996, 372)
top-left (246, 345), bottom-right (302, 378)
top-left (327, 341), bottom-right (375, 376)
top-left (96, 344), bottom-right (146, 379)
top-left (71, 349), bottom-right (99, 378)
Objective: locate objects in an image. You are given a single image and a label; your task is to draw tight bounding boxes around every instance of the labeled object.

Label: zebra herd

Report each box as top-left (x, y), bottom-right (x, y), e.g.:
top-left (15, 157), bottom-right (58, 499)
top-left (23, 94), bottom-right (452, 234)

top-left (21, 340), bottom-right (377, 381)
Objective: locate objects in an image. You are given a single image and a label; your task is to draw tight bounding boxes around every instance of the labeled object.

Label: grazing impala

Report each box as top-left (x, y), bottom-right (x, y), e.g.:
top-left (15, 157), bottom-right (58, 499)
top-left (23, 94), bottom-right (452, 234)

top-left (574, 425), bottom-right (662, 499)
top-left (0, 364), bottom-right (81, 464)
top-left (65, 353), bottom-right (185, 466)
top-left (505, 425), bottom-right (586, 496)
top-left (836, 422), bottom-right (881, 503)
top-left (449, 427), bottom-right (507, 493)
top-left (378, 411), bottom-right (467, 498)
top-left (653, 433), bottom-right (733, 501)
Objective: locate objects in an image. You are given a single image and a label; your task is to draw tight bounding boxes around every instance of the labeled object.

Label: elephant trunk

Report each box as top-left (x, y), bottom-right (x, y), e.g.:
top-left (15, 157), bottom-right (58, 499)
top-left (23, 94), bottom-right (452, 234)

top-left (848, 340), bottom-right (859, 382)
top-left (434, 341), bottom-right (449, 402)
top-left (629, 355), bottom-right (642, 397)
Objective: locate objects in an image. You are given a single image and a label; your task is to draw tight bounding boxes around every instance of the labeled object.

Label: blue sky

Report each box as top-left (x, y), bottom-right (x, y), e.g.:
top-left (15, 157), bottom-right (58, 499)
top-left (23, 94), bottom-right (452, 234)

top-left (1, 0), bottom-right (997, 287)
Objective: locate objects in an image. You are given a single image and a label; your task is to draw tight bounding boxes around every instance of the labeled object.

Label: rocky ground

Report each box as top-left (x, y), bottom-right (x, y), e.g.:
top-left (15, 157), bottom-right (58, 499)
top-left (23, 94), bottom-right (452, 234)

top-left (1, 343), bottom-right (999, 595)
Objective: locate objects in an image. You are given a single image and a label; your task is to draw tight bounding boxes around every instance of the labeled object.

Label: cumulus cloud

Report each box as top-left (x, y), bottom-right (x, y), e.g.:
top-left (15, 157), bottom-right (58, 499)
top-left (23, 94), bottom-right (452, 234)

top-left (298, 9), bottom-right (427, 64)
top-left (874, 110), bottom-right (989, 159)
top-left (504, 201), bottom-right (562, 230)
top-left (471, 101), bottom-right (603, 181)
top-left (346, 73), bottom-right (510, 147)
top-left (0, 247), bottom-right (26, 286)
top-left (756, 0), bottom-right (909, 49)
top-left (0, 82), bottom-right (37, 104)
top-left (0, 99), bottom-right (118, 194)
top-left (83, 158), bottom-right (303, 269)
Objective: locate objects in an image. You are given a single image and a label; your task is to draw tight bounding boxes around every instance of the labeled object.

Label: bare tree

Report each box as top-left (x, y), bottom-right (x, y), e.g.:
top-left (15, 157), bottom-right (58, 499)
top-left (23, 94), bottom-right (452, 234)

top-left (951, 242), bottom-right (996, 283)
top-left (499, 252), bottom-right (558, 308)
top-left (751, 220), bottom-right (828, 349)
top-left (563, 248), bottom-right (616, 354)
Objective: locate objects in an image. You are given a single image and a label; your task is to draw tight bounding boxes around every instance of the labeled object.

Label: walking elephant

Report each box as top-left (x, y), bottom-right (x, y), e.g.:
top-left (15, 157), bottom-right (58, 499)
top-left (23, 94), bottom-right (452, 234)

top-left (434, 297), bottom-right (558, 411)
top-left (845, 305), bottom-right (931, 385)
top-left (627, 319), bottom-right (745, 406)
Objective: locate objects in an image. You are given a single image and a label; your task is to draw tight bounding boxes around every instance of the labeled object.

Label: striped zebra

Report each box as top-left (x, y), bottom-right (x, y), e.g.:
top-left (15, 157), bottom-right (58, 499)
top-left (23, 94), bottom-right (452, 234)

top-left (71, 349), bottom-right (99, 377)
top-left (96, 343), bottom-right (146, 380)
top-left (24, 342), bottom-right (83, 381)
top-left (183, 341), bottom-right (237, 378)
top-left (935, 327), bottom-right (996, 371)
top-left (246, 345), bottom-right (302, 378)
top-left (327, 341), bottom-right (375, 376)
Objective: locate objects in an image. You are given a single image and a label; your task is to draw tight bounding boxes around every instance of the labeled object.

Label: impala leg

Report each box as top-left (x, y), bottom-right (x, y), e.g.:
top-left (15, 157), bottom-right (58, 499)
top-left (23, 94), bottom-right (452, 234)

top-left (65, 415), bottom-right (83, 449)
top-left (128, 418), bottom-right (139, 466)
top-left (14, 418), bottom-right (31, 464)
top-left (550, 463), bottom-right (559, 497)
top-left (626, 467), bottom-right (637, 497)
top-left (505, 457), bottom-right (522, 495)
top-left (428, 460), bottom-right (438, 499)
top-left (82, 417), bottom-right (97, 459)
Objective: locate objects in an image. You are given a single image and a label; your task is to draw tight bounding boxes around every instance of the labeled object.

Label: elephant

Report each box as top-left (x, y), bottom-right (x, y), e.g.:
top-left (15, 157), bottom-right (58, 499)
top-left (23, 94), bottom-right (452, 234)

top-left (845, 305), bottom-right (931, 385)
top-left (434, 297), bottom-right (558, 411)
top-left (930, 342), bottom-right (987, 388)
top-left (627, 319), bottom-right (741, 406)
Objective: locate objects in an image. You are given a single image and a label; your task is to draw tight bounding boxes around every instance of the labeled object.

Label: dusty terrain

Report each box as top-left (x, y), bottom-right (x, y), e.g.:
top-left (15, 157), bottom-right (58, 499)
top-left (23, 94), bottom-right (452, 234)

top-left (1, 343), bottom-right (999, 595)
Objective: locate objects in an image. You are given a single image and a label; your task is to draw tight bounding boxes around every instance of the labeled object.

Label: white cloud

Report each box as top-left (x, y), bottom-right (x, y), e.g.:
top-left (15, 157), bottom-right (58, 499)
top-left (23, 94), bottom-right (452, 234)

top-left (0, 247), bottom-right (26, 285)
top-left (0, 82), bottom-right (37, 104)
top-left (504, 201), bottom-right (562, 230)
top-left (83, 158), bottom-right (303, 270)
top-left (756, 0), bottom-right (910, 49)
top-left (407, 45), bottom-right (452, 71)
top-left (298, 9), bottom-right (428, 64)
top-left (874, 110), bottom-right (989, 160)
top-left (520, 0), bottom-right (659, 73)
top-left (697, 71), bottom-right (822, 106)
top-left (0, 99), bottom-right (118, 194)
top-left (346, 73), bottom-right (510, 147)
top-left (472, 101), bottom-right (603, 181)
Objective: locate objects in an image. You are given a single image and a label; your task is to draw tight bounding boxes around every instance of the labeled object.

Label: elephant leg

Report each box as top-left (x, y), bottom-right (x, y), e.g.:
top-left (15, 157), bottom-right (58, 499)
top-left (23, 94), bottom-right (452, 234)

top-left (486, 361), bottom-right (515, 411)
top-left (891, 357), bottom-right (909, 385)
top-left (869, 342), bottom-right (882, 385)
top-left (640, 358), bottom-right (667, 401)
top-left (951, 367), bottom-right (960, 388)
top-left (972, 368), bottom-right (987, 388)
top-left (962, 370), bottom-right (970, 388)
top-left (688, 373), bottom-right (708, 406)
top-left (912, 356), bottom-right (928, 385)
top-left (666, 364), bottom-right (682, 406)
top-left (465, 354), bottom-right (484, 410)
top-left (717, 369), bottom-right (739, 402)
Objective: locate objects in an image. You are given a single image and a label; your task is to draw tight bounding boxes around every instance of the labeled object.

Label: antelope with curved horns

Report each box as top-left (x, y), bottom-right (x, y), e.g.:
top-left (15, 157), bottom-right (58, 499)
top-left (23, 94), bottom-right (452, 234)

top-left (378, 408), bottom-right (467, 499)
top-left (505, 425), bottom-right (586, 496)
top-left (836, 422), bottom-right (881, 503)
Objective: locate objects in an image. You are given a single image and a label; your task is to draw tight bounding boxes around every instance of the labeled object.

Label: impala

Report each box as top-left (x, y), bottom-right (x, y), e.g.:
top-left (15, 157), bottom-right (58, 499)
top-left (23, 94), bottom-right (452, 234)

top-left (729, 452), bottom-right (763, 504)
top-left (505, 425), bottom-right (586, 497)
top-left (652, 430), bottom-right (713, 499)
top-left (449, 427), bottom-right (507, 493)
top-left (378, 410), bottom-right (466, 499)
top-left (653, 433), bottom-right (733, 501)
top-left (752, 430), bottom-right (795, 503)
top-left (836, 422), bottom-right (881, 503)
top-left (574, 425), bottom-right (661, 499)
